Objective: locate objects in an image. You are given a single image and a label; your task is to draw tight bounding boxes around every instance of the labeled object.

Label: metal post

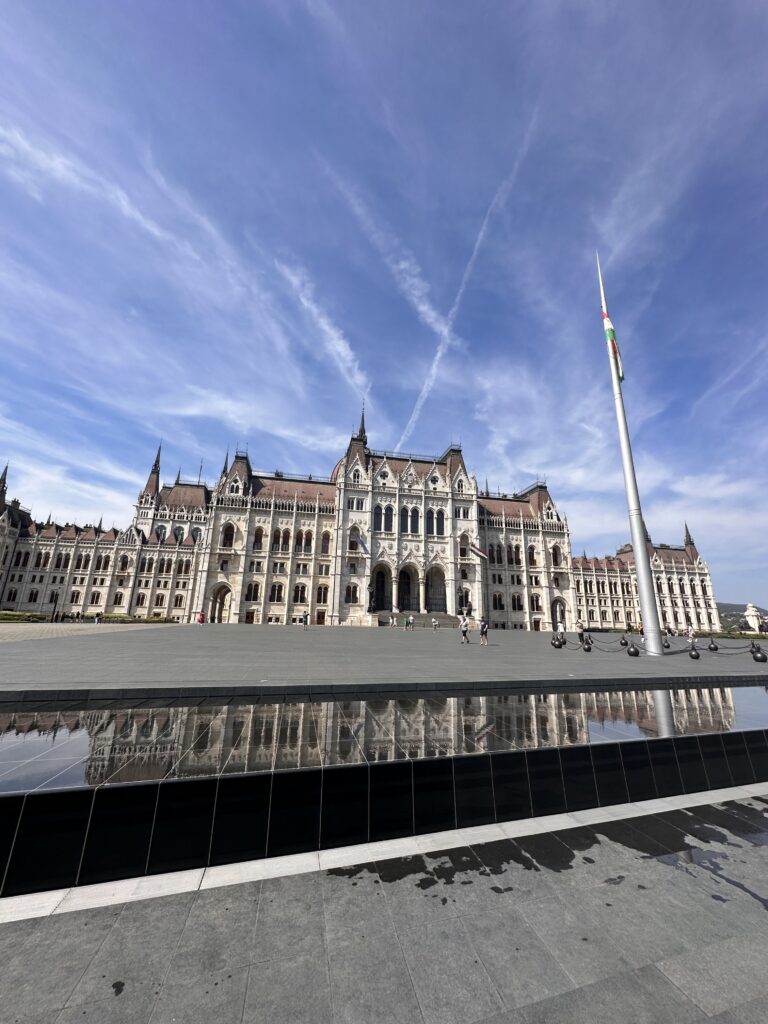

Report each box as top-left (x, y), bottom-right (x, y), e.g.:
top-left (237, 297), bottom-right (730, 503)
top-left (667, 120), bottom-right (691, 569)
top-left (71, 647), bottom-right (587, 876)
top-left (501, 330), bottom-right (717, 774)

top-left (597, 255), bottom-right (664, 656)
top-left (652, 689), bottom-right (675, 737)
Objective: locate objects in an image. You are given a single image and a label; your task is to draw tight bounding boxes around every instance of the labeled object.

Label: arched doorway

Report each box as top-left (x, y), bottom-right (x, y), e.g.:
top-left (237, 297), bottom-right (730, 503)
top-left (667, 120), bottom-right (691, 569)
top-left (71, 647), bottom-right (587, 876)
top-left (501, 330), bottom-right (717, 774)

top-left (373, 564), bottom-right (392, 611)
top-left (209, 584), bottom-right (232, 623)
top-left (426, 566), bottom-right (446, 612)
top-left (397, 566), bottom-right (418, 612)
top-left (551, 598), bottom-right (567, 630)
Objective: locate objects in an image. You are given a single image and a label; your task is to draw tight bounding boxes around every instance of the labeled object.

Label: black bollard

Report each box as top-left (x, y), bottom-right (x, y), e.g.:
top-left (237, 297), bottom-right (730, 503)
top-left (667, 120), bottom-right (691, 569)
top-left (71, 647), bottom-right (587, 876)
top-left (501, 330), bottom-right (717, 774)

top-left (582, 642), bottom-right (592, 653)
top-left (627, 642), bottom-right (639, 657)
top-left (754, 650), bottom-right (768, 664)
top-left (619, 635), bottom-right (629, 647)
top-left (551, 636), bottom-right (558, 647)
top-left (708, 639), bottom-right (719, 652)
top-left (689, 648), bottom-right (700, 660)
top-left (663, 639), bottom-right (671, 649)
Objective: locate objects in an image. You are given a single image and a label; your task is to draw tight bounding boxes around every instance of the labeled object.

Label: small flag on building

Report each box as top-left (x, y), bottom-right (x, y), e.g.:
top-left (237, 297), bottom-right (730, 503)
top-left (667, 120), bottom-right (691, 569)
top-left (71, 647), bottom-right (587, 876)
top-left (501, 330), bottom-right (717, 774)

top-left (469, 542), bottom-right (488, 559)
top-left (358, 536), bottom-right (369, 555)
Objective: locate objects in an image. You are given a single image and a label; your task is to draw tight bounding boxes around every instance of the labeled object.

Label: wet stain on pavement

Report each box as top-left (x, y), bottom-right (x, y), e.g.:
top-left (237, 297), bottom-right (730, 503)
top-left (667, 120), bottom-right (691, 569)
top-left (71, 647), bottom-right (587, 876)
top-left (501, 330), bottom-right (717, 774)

top-left (112, 981), bottom-right (125, 996)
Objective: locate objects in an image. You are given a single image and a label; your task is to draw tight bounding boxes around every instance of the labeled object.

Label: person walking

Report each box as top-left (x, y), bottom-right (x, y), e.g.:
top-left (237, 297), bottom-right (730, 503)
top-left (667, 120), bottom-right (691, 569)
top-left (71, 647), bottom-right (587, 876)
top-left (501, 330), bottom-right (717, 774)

top-left (575, 617), bottom-right (585, 646)
top-left (408, 614), bottom-right (414, 631)
top-left (431, 617), bottom-right (438, 631)
top-left (302, 610), bottom-right (309, 631)
top-left (685, 623), bottom-right (696, 647)
top-left (556, 619), bottom-right (565, 642)
top-left (460, 615), bottom-right (470, 644)
top-left (479, 617), bottom-right (489, 646)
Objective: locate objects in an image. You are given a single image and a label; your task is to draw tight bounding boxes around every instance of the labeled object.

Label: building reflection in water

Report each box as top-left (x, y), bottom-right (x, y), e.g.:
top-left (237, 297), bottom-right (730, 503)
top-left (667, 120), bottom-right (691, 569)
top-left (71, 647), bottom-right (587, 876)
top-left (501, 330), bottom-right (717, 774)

top-left (0, 687), bottom-right (737, 788)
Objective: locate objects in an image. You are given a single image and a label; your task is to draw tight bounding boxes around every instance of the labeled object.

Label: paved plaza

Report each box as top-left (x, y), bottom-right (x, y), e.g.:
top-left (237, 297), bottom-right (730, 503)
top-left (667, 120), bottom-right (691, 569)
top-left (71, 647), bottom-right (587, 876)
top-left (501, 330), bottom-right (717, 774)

top-left (0, 623), bottom-right (765, 698)
top-left (2, 791), bottom-right (768, 1023)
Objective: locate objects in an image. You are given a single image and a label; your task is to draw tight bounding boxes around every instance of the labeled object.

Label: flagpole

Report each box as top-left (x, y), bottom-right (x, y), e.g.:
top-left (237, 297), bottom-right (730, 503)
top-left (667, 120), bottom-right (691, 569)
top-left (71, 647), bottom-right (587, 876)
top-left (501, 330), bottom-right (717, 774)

top-left (596, 253), bottom-right (664, 657)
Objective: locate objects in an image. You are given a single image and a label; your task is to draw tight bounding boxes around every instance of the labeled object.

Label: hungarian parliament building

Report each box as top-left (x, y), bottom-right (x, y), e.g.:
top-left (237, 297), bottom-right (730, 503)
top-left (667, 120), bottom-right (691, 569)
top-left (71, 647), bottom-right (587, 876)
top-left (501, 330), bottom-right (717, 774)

top-left (0, 413), bottom-right (721, 632)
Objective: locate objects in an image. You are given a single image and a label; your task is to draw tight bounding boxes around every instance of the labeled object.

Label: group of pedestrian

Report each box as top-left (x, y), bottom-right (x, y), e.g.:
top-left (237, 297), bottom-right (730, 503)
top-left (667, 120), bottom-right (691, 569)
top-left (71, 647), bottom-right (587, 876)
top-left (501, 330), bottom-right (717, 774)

top-left (459, 615), bottom-right (489, 645)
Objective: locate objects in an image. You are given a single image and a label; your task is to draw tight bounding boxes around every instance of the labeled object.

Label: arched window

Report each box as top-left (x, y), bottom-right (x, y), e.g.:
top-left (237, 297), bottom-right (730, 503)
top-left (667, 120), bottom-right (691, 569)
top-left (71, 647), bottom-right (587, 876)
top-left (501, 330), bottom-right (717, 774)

top-left (400, 507), bottom-right (409, 533)
top-left (410, 508), bottom-right (419, 533)
top-left (70, 590), bottom-right (81, 604)
top-left (345, 584), bottom-right (359, 604)
top-left (373, 506), bottom-right (383, 531)
top-left (384, 506), bottom-right (394, 532)
top-left (90, 591), bottom-right (101, 605)
top-left (146, 558), bottom-right (154, 573)
top-left (135, 592), bottom-right (146, 607)
top-left (184, 559), bottom-right (191, 575)
top-left (42, 552), bottom-right (50, 568)
top-left (62, 554), bottom-right (70, 569)
top-left (304, 531), bottom-right (312, 553)
top-left (460, 568), bottom-right (468, 580)
top-left (530, 594), bottom-right (541, 611)
top-left (459, 534), bottom-right (469, 558)
top-left (191, 528), bottom-right (201, 543)
top-left (173, 526), bottom-right (184, 544)
top-left (492, 593), bottom-right (505, 611)
top-left (114, 592), bottom-right (124, 606)
top-left (352, 469), bottom-right (361, 485)
top-left (156, 526), bottom-right (166, 543)
top-left (527, 545), bottom-right (536, 566)
top-left (514, 544), bottom-right (521, 565)
top-left (348, 526), bottom-right (360, 552)
top-left (489, 546), bottom-right (496, 564)
top-left (54, 553), bottom-right (62, 570)
top-left (321, 532), bottom-right (331, 555)
top-left (154, 593), bottom-right (164, 608)
top-left (102, 555), bottom-right (110, 571)
top-left (245, 582), bottom-right (260, 602)
top-left (269, 583), bottom-right (284, 602)
top-left (426, 509), bottom-right (434, 535)
top-left (436, 509), bottom-right (445, 536)
top-left (229, 481), bottom-right (240, 494)
top-left (174, 594), bottom-right (184, 608)
top-left (253, 527), bottom-right (263, 550)
top-left (295, 530), bottom-right (304, 551)
top-left (507, 545), bottom-right (513, 565)
top-left (221, 523), bottom-right (235, 548)
top-left (272, 529), bottom-right (281, 551)
top-left (13, 551), bottom-right (22, 567)
top-left (75, 554), bottom-right (83, 571)
top-left (456, 480), bottom-right (464, 494)
top-left (281, 529), bottom-right (290, 552)
top-left (140, 557), bottom-right (147, 574)
top-left (29, 589), bottom-right (39, 604)
top-left (317, 585), bottom-right (328, 604)
top-left (293, 584), bottom-right (307, 603)
top-left (551, 545), bottom-right (561, 567)
top-left (495, 544), bottom-right (501, 564)
top-left (82, 554), bottom-right (90, 570)
top-left (34, 552), bottom-right (42, 568)
top-left (511, 593), bottom-right (523, 611)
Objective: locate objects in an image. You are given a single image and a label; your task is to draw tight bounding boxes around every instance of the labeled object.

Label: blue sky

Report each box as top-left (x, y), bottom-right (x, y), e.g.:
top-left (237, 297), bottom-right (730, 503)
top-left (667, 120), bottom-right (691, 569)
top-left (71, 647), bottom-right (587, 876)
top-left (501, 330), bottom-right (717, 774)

top-left (1, 1), bottom-right (766, 604)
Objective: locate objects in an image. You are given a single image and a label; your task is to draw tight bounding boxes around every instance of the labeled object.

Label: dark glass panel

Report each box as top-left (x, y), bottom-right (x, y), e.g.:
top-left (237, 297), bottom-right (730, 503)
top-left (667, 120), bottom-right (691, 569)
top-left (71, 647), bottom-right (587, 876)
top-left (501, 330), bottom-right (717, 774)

top-left (147, 779), bottom-right (217, 875)
top-left (697, 734), bottom-right (732, 789)
top-left (560, 745), bottom-right (598, 811)
top-left (209, 774), bottom-right (271, 866)
top-left (647, 738), bottom-right (684, 797)
top-left (720, 732), bottom-right (755, 786)
top-left (743, 730), bottom-right (768, 781)
top-left (3, 789), bottom-right (94, 896)
top-left (321, 765), bottom-right (369, 849)
top-left (490, 752), bottom-right (532, 822)
top-left (369, 761), bottom-right (413, 841)
top-left (267, 768), bottom-right (322, 856)
top-left (673, 736), bottom-right (709, 793)
top-left (526, 748), bottom-right (566, 817)
top-left (591, 744), bottom-right (629, 807)
top-left (453, 755), bottom-right (494, 828)
top-left (619, 741), bottom-right (658, 802)
top-left (0, 795), bottom-right (23, 887)
top-left (79, 783), bottom-right (158, 885)
top-left (413, 758), bottom-right (455, 835)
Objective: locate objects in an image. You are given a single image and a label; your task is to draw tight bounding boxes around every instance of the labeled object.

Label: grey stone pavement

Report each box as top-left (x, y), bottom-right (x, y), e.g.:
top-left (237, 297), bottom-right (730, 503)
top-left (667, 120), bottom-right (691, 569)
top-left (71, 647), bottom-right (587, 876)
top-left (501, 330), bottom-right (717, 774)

top-left (0, 624), bottom-right (764, 697)
top-left (3, 794), bottom-right (768, 1023)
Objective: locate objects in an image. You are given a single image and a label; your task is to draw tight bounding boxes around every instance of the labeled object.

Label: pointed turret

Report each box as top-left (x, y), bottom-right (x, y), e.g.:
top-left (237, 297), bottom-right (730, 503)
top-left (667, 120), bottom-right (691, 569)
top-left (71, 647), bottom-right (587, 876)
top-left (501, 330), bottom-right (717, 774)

top-left (175, 468), bottom-right (181, 485)
top-left (356, 401), bottom-right (367, 446)
top-left (221, 448), bottom-right (229, 478)
top-left (142, 445), bottom-right (161, 498)
top-left (97, 516), bottom-right (103, 533)
top-left (684, 522), bottom-right (694, 546)
top-left (0, 463), bottom-right (7, 491)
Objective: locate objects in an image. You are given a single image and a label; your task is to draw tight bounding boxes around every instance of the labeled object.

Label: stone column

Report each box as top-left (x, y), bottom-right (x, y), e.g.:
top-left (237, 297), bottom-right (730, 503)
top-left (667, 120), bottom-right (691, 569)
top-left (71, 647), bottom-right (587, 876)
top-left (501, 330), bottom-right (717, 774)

top-left (419, 575), bottom-right (427, 613)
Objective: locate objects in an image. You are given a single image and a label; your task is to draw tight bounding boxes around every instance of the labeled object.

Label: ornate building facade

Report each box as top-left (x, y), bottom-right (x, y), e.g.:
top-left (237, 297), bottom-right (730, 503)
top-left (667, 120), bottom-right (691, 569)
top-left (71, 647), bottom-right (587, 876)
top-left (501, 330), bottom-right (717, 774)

top-left (0, 415), bottom-right (720, 631)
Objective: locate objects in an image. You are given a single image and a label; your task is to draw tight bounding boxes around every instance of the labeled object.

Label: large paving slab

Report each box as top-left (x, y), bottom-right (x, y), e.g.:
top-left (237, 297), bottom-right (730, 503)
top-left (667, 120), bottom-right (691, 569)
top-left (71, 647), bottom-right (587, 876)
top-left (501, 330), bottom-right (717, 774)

top-left (0, 624), bottom-right (764, 699)
top-left (2, 794), bottom-right (768, 1023)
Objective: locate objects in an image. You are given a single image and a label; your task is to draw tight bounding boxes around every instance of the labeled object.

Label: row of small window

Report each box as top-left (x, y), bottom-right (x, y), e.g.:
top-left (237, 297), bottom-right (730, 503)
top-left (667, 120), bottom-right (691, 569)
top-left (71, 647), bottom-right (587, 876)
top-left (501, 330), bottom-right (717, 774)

top-left (491, 594), bottom-right (540, 611)
top-left (372, 507), bottom-right (447, 534)
top-left (488, 544), bottom-right (564, 567)
top-left (136, 579), bottom-right (188, 589)
top-left (350, 469), bottom-right (465, 493)
top-left (490, 573), bottom-right (525, 586)
top-left (259, 584), bottom-right (331, 605)
top-left (12, 551), bottom-right (114, 571)
top-left (249, 528), bottom-right (332, 554)
top-left (577, 579), bottom-right (634, 596)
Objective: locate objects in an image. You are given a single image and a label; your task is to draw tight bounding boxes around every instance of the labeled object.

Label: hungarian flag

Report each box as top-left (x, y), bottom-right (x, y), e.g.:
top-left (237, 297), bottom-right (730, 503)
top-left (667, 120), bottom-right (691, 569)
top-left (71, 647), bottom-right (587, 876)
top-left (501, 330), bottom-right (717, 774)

top-left (603, 312), bottom-right (625, 383)
top-left (469, 542), bottom-right (487, 559)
